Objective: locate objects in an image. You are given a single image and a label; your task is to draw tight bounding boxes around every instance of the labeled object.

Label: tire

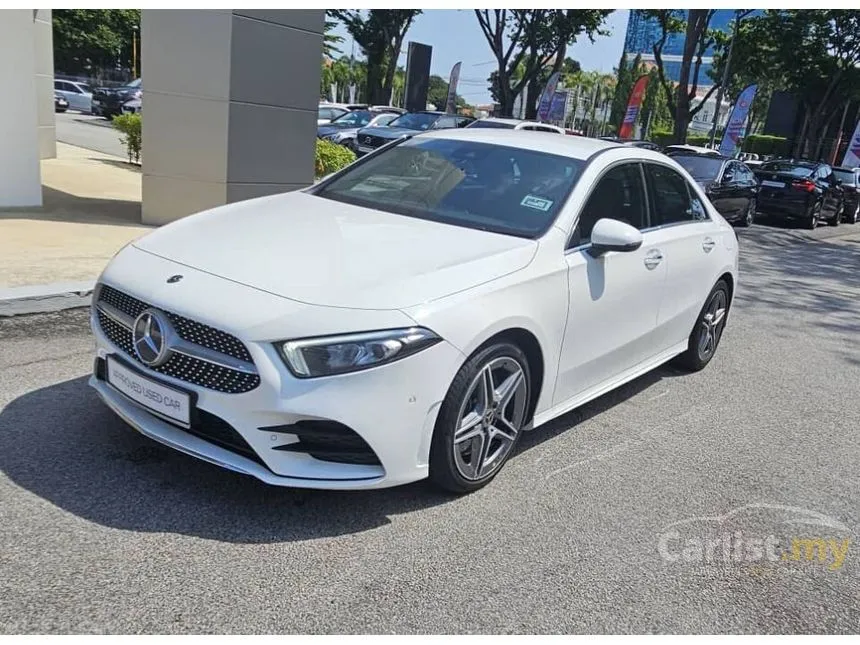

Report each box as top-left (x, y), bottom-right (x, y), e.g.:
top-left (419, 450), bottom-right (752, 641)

top-left (673, 279), bottom-right (730, 373)
top-left (739, 198), bottom-right (756, 227)
top-left (429, 341), bottom-right (531, 494)
top-left (829, 202), bottom-right (842, 227)
top-left (849, 203), bottom-right (859, 225)
top-left (804, 202), bottom-right (820, 230)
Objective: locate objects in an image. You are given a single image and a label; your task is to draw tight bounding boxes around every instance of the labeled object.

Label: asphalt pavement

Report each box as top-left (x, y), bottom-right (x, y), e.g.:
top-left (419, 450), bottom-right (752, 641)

top-left (54, 111), bottom-right (126, 159)
top-left (1, 224), bottom-right (859, 633)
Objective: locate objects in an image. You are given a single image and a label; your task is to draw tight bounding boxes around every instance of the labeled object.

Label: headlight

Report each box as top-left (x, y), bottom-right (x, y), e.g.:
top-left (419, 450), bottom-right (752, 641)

top-left (278, 327), bottom-right (441, 378)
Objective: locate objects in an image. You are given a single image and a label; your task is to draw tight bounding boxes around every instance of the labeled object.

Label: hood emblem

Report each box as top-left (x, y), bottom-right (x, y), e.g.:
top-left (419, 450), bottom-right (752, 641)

top-left (132, 309), bottom-right (174, 367)
top-left (167, 275), bottom-right (183, 283)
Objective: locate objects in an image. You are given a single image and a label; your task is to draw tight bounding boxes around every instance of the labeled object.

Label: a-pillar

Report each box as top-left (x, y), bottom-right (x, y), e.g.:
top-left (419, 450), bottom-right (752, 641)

top-left (141, 10), bottom-right (324, 225)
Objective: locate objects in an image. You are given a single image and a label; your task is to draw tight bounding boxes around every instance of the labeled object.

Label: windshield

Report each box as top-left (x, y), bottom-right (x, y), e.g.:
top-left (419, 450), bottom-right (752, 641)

top-left (126, 78), bottom-right (141, 89)
top-left (373, 113), bottom-right (399, 127)
top-left (388, 113), bottom-right (440, 131)
top-left (331, 110), bottom-right (374, 126)
top-left (468, 120), bottom-right (517, 129)
top-left (759, 161), bottom-right (814, 177)
top-left (834, 170), bottom-right (858, 185)
top-left (673, 155), bottom-right (725, 181)
top-left (314, 138), bottom-right (584, 238)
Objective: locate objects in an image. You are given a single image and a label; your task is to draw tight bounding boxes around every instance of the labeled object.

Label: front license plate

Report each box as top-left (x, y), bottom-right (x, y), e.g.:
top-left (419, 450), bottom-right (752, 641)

top-left (106, 356), bottom-right (191, 427)
top-left (761, 180), bottom-right (785, 188)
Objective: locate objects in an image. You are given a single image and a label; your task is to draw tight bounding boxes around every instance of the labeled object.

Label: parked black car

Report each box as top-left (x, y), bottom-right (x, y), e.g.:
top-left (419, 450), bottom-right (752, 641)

top-left (833, 166), bottom-right (860, 224)
top-left (54, 93), bottom-right (69, 113)
top-left (355, 111), bottom-right (474, 156)
top-left (673, 153), bottom-right (759, 226)
top-left (753, 159), bottom-right (844, 229)
top-left (92, 78), bottom-right (141, 118)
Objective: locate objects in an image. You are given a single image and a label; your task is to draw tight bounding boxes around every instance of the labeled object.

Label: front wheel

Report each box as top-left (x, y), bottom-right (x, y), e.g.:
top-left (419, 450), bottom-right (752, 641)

top-left (673, 280), bottom-right (730, 373)
top-left (429, 342), bottom-right (531, 494)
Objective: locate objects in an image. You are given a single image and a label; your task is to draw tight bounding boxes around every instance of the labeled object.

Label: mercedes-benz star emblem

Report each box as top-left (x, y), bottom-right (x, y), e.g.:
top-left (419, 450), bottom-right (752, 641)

top-left (167, 274), bottom-right (183, 283)
top-left (132, 309), bottom-right (173, 367)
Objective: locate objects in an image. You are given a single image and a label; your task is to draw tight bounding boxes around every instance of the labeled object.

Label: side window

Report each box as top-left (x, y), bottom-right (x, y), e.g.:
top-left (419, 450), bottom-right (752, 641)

top-left (722, 162), bottom-right (738, 183)
top-left (646, 163), bottom-right (709, 225)
top-left (571, 163), bottom-right (648, 247)
top-left (435, 116), bottom-right (458, 129)
top-left (455, 117), bottom-right (472, 128)
top-left (68, 83), bottom-right (82, 94)
top-left (54, 80), bottom-right (63, 90)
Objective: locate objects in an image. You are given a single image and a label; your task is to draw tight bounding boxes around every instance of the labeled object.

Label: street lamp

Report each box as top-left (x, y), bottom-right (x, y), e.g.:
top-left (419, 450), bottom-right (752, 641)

top-left (132, 25), bottom-right (139, 79)
top-left (708, 10), bottom-right (753, 149)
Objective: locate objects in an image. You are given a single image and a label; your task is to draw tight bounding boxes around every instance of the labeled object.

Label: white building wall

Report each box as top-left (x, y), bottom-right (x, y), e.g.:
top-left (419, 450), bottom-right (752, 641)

top-left (0, 10), bottom-right (42, 207)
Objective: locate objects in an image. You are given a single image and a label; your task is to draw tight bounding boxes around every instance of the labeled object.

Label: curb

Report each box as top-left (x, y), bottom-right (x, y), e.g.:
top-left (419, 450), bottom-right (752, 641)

top-left (0, 281), bottom-right (94, 317)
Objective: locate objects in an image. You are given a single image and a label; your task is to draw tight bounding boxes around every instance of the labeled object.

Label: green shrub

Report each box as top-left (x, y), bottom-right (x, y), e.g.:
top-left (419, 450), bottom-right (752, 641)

top-left (112, 113), bottom-right (142, 164)
top-left (648, 130), bottom-right (715, 148)
top-left (742, 134), bottom-right (788, 157)
top-left (315, 138), bottom-right (356, 178)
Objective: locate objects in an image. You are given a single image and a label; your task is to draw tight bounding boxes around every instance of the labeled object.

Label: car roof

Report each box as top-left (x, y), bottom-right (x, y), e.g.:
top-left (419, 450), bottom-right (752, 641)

top-left (672, 152), bottom-right (731, 162)
top-left (476, 117), bottom-right (523, 125)
top-left (414, 128), bottom-right (619, 160)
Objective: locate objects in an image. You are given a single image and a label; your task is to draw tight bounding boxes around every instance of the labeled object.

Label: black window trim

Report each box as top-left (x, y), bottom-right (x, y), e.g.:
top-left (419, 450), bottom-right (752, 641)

top-left (565, 160), bottom-right (652, 252)
top-left (640, 160), bottom-right (712, 233)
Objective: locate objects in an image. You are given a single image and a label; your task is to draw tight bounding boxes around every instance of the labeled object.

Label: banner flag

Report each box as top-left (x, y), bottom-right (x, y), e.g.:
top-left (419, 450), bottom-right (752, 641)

top-left (445, 62), bottom-right (462, 114)
top-left (537, 72), bottom-right (562, 122)
top-left (618, 74), bottom-right (650, 140)
top-left (841, 119), bottom-right (860, 168)
top-left (718, 84), bottom-right (758, 157)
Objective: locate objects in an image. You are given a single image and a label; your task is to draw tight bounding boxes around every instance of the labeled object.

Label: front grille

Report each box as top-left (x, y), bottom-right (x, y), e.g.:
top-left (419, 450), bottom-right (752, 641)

top-left (265, 420), bottom-right (381, 466)
top-left (95, 285), bottom-right (260, 394)
top-left (362, 134), bottom-right (388, 149)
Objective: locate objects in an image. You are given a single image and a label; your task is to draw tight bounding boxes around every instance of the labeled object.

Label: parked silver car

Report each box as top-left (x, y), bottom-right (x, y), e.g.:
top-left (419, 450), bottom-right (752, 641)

top-left (53, 79), bottom-right (92, 113)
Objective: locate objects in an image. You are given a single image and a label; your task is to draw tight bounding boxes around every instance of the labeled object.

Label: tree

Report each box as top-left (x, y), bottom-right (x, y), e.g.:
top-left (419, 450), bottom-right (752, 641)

top-left (641, 9), bottom-right (721, 143)
top-left (53, 9), bottom-right (140, 76)
top-left (610, 53), bottom-right (643, 129)
top-left (712, 10), bottom-right (860, 157)
top-left (426, 74), bottom-right (466, 111)
top-left (329, 10), bottom-right (421, 105)
top-left (475, 10), bottom-right (612, 117)
top-left (323, 17), bottom-right (344, 59)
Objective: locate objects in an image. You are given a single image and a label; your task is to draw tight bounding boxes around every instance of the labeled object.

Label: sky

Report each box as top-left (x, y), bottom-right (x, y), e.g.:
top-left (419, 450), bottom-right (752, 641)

top-left (330, 9), bottom-right (630, 106)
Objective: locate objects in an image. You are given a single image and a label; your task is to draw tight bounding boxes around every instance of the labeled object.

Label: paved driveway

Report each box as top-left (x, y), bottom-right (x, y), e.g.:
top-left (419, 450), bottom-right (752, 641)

top-left (1, 225), bottom-right (859, 633)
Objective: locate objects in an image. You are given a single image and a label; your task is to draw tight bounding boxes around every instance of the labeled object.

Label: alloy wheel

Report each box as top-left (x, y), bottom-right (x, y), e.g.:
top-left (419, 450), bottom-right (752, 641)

top-left (744, 200), bottom-right (756, 227)
top-left (697, 289), bottom-right (727, 361)
top-left (452, 356), bottom-right (528, 481)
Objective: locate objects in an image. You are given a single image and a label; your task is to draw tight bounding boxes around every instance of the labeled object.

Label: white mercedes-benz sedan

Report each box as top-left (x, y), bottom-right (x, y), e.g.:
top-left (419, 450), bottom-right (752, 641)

top-left (90, 129), bottom-right (738, 493)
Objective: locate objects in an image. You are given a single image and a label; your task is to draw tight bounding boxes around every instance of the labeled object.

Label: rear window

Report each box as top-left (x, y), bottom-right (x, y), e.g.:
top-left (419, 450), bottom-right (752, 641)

top-left (759, 162), bottom-right (815, 177)
top-left (673, 155), bottom-right (725, 181)
top-left (314, 138), bottom-right (584, 238)
top-left (468, 120), bottom-right (517, 129)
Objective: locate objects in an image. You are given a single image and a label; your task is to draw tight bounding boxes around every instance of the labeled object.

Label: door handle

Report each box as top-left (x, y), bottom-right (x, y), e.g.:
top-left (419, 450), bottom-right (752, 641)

top-left (702, 237), bottom-right (716, 253)
top-left (644, 249), bottom-right (663, 270)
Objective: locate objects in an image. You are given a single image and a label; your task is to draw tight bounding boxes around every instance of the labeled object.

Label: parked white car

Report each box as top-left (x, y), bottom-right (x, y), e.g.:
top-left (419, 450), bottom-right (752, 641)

top-left (467, 117), bottom-right (566, 134)
top-left (89, 130), bottom-right (738, 493)
top-left (318, 103), bottom-right (367, 125)
top-left (53, 79), bottom-right (92, 113)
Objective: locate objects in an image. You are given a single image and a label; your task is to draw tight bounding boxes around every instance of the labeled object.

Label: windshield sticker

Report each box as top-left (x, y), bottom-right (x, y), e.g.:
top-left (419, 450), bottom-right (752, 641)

top-left (521, 195), bottom-right (553, 212)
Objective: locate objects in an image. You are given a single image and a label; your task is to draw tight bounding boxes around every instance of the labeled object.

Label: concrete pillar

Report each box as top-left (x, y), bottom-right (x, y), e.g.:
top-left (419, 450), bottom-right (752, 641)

top-left (34, 9), bottom-right (56, 160)
top-left (0, 10), bottom-right (42, 207)
top-left (141, 10), bottom-right (324, 225)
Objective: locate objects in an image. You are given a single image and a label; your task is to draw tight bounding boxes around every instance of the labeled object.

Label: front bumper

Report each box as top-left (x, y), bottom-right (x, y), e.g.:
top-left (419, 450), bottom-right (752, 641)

top-left (92, 317), bottom-right (463, 489)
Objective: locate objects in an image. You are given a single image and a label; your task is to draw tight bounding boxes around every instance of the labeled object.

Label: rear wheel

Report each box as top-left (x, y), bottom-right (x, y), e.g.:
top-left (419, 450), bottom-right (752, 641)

top-left (829, 202), bottom-right (842, 227)
top-left (739, 198), bottom-right (756, 227)
top-left (848, 203), bottom-right (859, 225)
top-left (429, 342), bottom-right (531, 494)
top-left (804, 202), bottom-right (820, 230)
top-left (674, 280), bottom-right (730, 373)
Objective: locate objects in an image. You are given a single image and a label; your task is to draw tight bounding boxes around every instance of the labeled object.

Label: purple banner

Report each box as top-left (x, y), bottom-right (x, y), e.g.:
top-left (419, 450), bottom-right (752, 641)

top-left (719, 84), bottom-right (758, 158)
top-left (537, 72), bottom-right (561, 122)
top-left (547, 91), bottom-right (567, 122)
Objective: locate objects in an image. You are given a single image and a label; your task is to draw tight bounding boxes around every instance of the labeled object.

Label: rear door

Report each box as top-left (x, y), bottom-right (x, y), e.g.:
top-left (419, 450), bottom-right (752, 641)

top-left (643, 162), bottom-right (726, 350)
top-left (818, 165), bottom-right (840, 217)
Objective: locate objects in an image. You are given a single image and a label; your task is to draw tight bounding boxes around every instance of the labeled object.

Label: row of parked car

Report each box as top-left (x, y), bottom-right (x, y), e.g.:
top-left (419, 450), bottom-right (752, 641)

top-left (53, 77), bottom-right (142, 118)
top-left (317, 103), bottom-right (860, 231)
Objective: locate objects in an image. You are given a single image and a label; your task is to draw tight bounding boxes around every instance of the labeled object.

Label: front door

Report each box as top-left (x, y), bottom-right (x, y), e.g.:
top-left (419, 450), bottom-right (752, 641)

top-left (555, 162), bottom-right (668, 405)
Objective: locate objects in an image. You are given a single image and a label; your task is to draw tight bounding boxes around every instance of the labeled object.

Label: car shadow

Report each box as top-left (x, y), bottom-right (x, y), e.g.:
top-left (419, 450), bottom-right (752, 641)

top-left (0, 375), bottom-right (457, 544)
top-left (1, 362), bottom-right (681, 544)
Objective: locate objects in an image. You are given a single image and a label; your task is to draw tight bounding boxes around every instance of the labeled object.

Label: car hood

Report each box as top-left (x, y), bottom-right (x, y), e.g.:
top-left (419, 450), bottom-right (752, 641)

top-left (132, 191), bottom-right (537, 311)
top-left (358, 126), bottom-right (418, 140)
top-left (318, 123), bottom-right (360, 137)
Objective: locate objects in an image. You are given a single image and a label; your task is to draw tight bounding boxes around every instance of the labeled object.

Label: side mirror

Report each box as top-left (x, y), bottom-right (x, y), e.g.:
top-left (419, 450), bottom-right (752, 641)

top-left (722, 172), bottom-right (735, 184)
top-left (587, 219), bottom-right (644, 257)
